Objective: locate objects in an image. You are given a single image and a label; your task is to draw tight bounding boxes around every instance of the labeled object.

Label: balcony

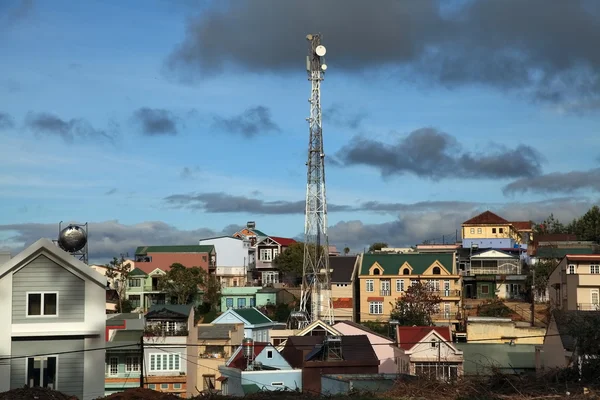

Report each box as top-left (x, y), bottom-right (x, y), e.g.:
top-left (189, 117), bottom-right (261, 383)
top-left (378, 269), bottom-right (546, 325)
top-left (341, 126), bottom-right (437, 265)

top-left (577, 303), bottom-right (600, 311)
top-left (430, 290), bottom-right (461, 298)
top-left (431, 310), bottom-right (460, 321)
top-left (255, 260), bottom-right (274, 269)
top-left (380, 289), bottom-right (391, 296)
top-left (216, 266), bottom-right (247, 276)
top-left (144, 324), bottom-right (189, 337)
top-left (143, 285), bottom-right (161, 292)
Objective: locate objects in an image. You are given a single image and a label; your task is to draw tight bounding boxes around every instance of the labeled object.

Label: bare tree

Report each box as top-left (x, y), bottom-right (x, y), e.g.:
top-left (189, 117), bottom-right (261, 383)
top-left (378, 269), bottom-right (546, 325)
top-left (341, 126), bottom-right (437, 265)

top-left (105, 253), bottom-right (131, 312)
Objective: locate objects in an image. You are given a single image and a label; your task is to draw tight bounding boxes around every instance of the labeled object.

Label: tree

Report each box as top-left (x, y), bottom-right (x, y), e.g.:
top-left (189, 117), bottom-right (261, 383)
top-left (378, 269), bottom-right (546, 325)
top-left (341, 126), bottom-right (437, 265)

top-left (390, 282), bottom-right (441, 326)
top-left (158, 263), bottom-right (205, 305)
top-left (368, 242), bottom-right (388, 252)
top-left (115, 299), bottom-right (134, 313)
top-left (569, 205), bottom-right (600, 242)
top-left (343, 247), bottom-right (350, 255)
top-left (273, 242), bottom-right (304, 278)
top-left (531, 259), bottom-right (558, 298)
top-left (105, 254), bottom-right (131, 313)
top-left (533, 213), bottom-right (567, 235)
top-left (201, 272), bottom-right (221, 311)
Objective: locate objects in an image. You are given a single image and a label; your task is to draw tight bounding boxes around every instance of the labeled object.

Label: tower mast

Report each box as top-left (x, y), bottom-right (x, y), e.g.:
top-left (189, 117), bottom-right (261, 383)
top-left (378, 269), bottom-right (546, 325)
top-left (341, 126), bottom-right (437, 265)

top-left (298, 33), bottom-right (333, 328)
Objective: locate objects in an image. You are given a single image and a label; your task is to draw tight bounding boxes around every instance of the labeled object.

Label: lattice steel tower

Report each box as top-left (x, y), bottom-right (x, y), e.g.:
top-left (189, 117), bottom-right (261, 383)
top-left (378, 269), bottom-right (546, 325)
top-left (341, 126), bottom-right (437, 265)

top-left (297, 33), bottom-right (333, 328)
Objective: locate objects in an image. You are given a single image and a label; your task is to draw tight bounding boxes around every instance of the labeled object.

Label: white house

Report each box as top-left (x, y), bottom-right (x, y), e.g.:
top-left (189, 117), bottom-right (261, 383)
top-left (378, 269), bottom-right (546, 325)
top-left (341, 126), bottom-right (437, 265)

top-left (0, 238), bottom-right (107, 400)
top-left (199, 236), bottom-right (251, 287)
top-left (212, 308), bottom-right (277, 342)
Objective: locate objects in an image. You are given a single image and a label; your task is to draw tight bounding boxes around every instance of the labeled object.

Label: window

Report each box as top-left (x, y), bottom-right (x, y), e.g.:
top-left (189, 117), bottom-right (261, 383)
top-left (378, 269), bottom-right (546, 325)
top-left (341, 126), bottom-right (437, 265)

top-left (380, 279), bottom-right (391, 295)
top-left (249, 298), bottom-right (256, 307)
top-left (373, 269), bottom-right (380, 275)
top-left (568, 265), bottom-right (576, 274)
top-left (173, 383), bottom-right (182, 389)
top-left (149, 353), bottom-right (181, 372)
top-left (470, 228), bottom-right (475, 234)
top-left (27, 292), bottom-right (58, 317)
top-left (148, 384), bottom-right (156, 389)
top-left (365, 279), bottom-right (374, 292)
top-left (226, 298), bottom-right (233, 308)
top-left (271, 382), bottom-right (284, 387)
top-left (411, 279), bottom-right (418, 287)
top-left (27, 356), bottom-right (57, 389)
top-left (592, 290), bottom-right (599, 306)
top-left (432, 267), bottom-right (441, 275)
top-left (272, 248), bottom-right (279, 259)
top-left (260, 249), bottom-right (272, 261)
top-left (431, 339), bottom-right (437, 348)
top-left (267, 350), bottom-right (273, 359)
top-left (125, 356), bottom-right (140, 372)
top-left (591, 265), bottom-right (600, 274)
top-left (161, 384), bottom-right (169, 389)
top-left (481, 285), bottom-right (489, 294)
top-left (396, 279), bottom-right (405, 292)
top-left (477, 228), bottom-right (482, 234)
top-left (237, 298), bottom-right (246, 308)
top-left (128, 295), bottom-right (141, 308)
top-left (203, 375), bottom-right (216, 390)
top-left (402, 268), bottom-right (410, 275)
top-left (233, 280), bottom-right (238, 287)
top-left (128, 278), bottom-right (141, 287)
top-left (369, 301), bottom-right (383, 315)
top-left (109, 357), bottom-right (118, 376)
top-left (499, 228), bottom-right (504, 233)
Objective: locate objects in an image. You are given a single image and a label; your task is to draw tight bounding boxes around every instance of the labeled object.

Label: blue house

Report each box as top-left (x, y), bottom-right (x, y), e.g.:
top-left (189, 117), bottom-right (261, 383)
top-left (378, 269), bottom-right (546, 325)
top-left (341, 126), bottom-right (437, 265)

top-left (212, 308), bottom-right (277, 342)
top-left (218, 341), bottom-right (301, 396)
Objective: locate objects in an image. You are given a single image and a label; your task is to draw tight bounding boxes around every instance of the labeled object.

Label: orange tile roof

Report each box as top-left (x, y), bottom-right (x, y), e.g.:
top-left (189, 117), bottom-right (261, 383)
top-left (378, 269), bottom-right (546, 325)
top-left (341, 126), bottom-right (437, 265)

top-left (332, 298), bottom-right (352, 308)
top-left (512, 221), bottom-right (533, 231)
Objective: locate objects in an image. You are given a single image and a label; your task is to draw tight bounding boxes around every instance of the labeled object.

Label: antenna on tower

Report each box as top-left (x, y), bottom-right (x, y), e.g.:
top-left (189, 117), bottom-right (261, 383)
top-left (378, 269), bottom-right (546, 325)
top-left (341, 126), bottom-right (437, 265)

top-left (289, 33), bottom-right (333, 329)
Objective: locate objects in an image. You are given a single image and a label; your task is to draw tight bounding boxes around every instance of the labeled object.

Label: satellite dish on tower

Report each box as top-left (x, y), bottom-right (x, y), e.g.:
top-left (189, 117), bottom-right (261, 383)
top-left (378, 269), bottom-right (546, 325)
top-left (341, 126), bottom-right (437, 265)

top-left (315, 45), bottom-right (326, 57)
top-left (321, 64), bottom-right (328, 71)
top-left (58, 224), bottom-right (87, 253)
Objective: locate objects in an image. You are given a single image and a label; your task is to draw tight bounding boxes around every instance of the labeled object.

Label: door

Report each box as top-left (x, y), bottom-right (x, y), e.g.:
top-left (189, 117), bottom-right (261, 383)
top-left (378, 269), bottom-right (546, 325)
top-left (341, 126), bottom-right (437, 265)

top-left (381, 280), bottom-right (391, 296)
top-left (592, 289), bottom-right (599, 310)
top-left (444, 303), bottom-right (451, 319)
top-left (444, 280), bottom-right (450, 296)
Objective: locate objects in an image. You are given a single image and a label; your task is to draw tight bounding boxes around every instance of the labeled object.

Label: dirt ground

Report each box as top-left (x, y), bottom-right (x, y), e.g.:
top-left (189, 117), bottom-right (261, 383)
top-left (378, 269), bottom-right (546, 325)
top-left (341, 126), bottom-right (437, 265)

top-left (101, 388), bottom-right (181, 400)
top-left (0, 387), bottom-right (78, 400)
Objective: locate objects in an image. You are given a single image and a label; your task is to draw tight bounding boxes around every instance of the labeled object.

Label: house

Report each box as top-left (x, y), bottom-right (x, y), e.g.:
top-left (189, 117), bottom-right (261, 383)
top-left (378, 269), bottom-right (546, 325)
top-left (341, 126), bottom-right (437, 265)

top-left (281, 335), bottom-right (379, 395)
top-left (333, 320), bottom-right (397, 373)
top-left (321, 373), bottom-right (411, 395)
top-left (456, 343), bottom-right (536, 375)
top-left (104, 313), bottom-right (145, 396)
top-left (254, 236), bottom-right (297, 285)
top-left (219, 340), bottom-right (302, 396)
top-left (190, 323), bottom-right (244, 395)
top-left (396, 326), bottom-right (464, 380)
top-left (357, 253), bottom-right (462, 326)
top-left (220, 286), bottom-right (295, 311)
top-left (463, 249), bottom-right (526, 300)
top-left (461, 211), bottom-right (531, 249)
top-left (0, 238), bottom-right (106, 400)
top-left (548, 254), bottom-right (600, 311)
top-left (134, 244), bottom-right (217, 275)
top-left (212, 308), bottom-right (277, 342)
top-left (143, 304), bottom-right (195, 397)
top-left (199, 236), bottom-right (252, 288)
top-left (465, 316), bottom-right (545, 345)
top-left (274, 319), bottom-right (343, 351)
top-left (89, 259), bottom-right (136, 291)
top-left (330, 255), bottom-right (359, 322)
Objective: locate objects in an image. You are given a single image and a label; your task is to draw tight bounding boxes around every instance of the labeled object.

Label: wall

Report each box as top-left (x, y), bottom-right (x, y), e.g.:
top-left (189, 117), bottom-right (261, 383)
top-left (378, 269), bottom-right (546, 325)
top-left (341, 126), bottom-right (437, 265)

top-left (136, 252), bottom-right (210, 273)
top-left (12, 255), bottom-right (85, 324)
top-left (219, 367), bottom-right (302, 396)
top-left (143, 344), bottom-right (187, 376)
top-left (255, 346), bottom-right (291, 369)
top-left (303, 361), bottom-right (378, 395)
top-left (321, 374), bottom-right (399, 396)
top-left (462, 238), bottom-right (516, 249)
top-left (104, 350), bottom-right (142, 393)
top-left (332, 323), bottom-right (397, 373)
top-left (221, 287), bottom-right (260, 310)
top-left (0, 274), bottom-right (12, 392)
top-left (540, 317), bottom-right (571, 371)
top-left (199, 237), bottom-right (248, 268)
top-left (462, 225), bottom-right (519, 242)
top-left (467, 320), bottom-right (545, 344)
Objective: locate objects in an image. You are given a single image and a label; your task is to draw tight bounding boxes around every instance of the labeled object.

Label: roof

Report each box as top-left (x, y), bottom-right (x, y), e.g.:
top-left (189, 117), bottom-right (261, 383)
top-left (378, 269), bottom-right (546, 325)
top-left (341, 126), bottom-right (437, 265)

top-left (536, 247), bottom-right (594, 258)
top-left (360, 253), bottom-right (453, 275)
top-left (455, 343), bottom-right (536, 374)
top-left (511, 221), bottom-right (533, 231)
top-left (197, 324), bottom-right (240, 340)
top-left (108, 313), bottom-right (143, 321)
top-left (333, 320), bottom-right (394, 343)
top-left (282, 335), bottom-right (378, 366)
top-left (228, 342), bottom-right (269, 370)
top-left (128, 267), bottom-right (148, 276)
top-left (0, 238), bottom-right (106, 287)
top-left (330, 256), bottom-right (357, 282)
top-left (463, 211), bottom-right (509, 225)
top-left (551, 310), bottom-right (600, 353)
top-left (397, 326), bottom-right (451, 350)
top-left (146, 304), bottom-right (193, 319)
top-left (111, 329), bottom-right (143, 342)
top-left (564, 254), bottom-right (600, 261)
top-left (332, 298), bottom-right (352, 308)
top-left (252, 229), bottom-right (268, 237)
top-left (227, 307), bottom-right (273, 325)
top-left (268, 236), bottom-right (297, 246)
top-left (135, 245), bottom-right (215, 255)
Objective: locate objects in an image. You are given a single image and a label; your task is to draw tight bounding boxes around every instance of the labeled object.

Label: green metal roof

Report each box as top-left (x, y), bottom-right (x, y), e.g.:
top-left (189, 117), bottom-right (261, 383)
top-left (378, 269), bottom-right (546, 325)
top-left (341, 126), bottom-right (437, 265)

top-left (536, 247), bottom-right (593, 259)
top-left (233, 307), bottom-right (272, 325)
top-left (252, 229), bottom-right (268, 237)
top-left (455, 343), bottom-right (536, 375)
top-left (360, 253), bottom-right (454, 275)
top-left (242, 384), bottom-right (262, 394)
top-left (135, 245), bottom-right (215, 255)
top-left (146, 304), bottom-right (193, 317)
top-left (128, 267), bottom-right (148, 276)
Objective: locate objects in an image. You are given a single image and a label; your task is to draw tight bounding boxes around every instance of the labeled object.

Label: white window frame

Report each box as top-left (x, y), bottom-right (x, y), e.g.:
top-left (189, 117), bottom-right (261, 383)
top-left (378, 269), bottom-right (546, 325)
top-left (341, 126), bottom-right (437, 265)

top-left (272, 248), bottom-right (279, 259)
top-left (591, 289), bottom-right (599, 306)
top-left (260, 248), bottom-right (272, 261)
top-left (109, 357), bottom-right (118, 376)
top-left (411, 279), bottom-right (419, 287)
top-left (369, 301), bottom-right (383, 315)
top-left (26, 291), bottom-right (59, 318)
top-left (266, 350), bottom-right (273, 359)
top-left (125, 356), bottom-right (140, 373)
top-left (396, 279), bottom-right (404, 292)
top-left (173, 383), bottom-right (182, 389)
top-left (26, 355), bottom-right (59, 389)
top-left (128, 278), bottom-right (141, 287)
top-left (161, 383), bottom-right (169, 389)
top-left (477, 228), bottom-right (482, 234)
top-left (590, 265), bottom-right (600, 274)
top-left (567, 264), bottom-right (576, 274)
top-left (366, 279), bottom-right (374, 292)
top-left (470, 228), bottom-right (474, 234)
top-left (149, 353), bottom-right (181, 372)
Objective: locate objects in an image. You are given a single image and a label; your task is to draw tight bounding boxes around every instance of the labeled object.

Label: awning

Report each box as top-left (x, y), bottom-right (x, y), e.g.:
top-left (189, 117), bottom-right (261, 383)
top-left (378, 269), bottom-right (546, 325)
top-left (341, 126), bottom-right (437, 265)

top-left (216, 376), bottom-right (228, 382)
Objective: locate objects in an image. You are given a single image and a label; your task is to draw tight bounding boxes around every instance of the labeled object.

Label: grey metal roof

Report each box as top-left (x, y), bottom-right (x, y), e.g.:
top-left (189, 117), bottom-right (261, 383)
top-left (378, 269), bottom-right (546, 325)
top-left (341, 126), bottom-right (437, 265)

top-left (329, 256), bottom-right (357, 282)
top-left (456, 343), bottom-right (536, 374)
top-left (146, 304), bottom-right (193, 319)
top-left (197, 324), bottom-right (239, 340)
top-left (111, 329), bottom-right (143, 342)
top-left (551, 310), bottom-right (600, 352)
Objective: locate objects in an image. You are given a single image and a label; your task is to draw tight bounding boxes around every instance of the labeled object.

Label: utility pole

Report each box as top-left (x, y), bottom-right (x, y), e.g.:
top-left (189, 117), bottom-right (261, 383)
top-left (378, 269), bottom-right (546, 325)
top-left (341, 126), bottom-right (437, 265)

top-left (436, 341), bottom-right (441, 380)
top-left (530, 269), bottom-right (535, 326)
top-left (139, 335), bottom-right (144, 388)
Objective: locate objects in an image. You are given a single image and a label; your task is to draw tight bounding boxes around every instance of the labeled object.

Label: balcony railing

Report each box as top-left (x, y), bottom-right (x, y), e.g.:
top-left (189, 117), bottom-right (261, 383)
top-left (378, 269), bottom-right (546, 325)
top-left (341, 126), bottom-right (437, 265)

top-left (380, 289), bottom-right (391, 296)
top-left (143, 285), bottom-right (160, 291)
top-left (429, 290), bottom-right (461, 297)
top-left (431, 311), bottom-right (460, 320)
top-left (577, 303), bottom-right (600, 311)
top-left (143, 325), bottom-right (189, 337)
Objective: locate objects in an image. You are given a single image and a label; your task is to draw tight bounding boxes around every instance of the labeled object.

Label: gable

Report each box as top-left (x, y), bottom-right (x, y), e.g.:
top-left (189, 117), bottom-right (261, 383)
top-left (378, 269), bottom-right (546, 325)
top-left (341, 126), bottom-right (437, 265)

top-left (212, 309), bottom-right (248, 326)
top-left (361, 253), bottom-right (454, 276)
top-left (472, 249), bottom-right (517, 259)
top-left (407, 330), bottom-right (462, 356)
top-left (422, 261), bottom-right (452, 276)
top-left (298, 319), bottom-right (342, 336)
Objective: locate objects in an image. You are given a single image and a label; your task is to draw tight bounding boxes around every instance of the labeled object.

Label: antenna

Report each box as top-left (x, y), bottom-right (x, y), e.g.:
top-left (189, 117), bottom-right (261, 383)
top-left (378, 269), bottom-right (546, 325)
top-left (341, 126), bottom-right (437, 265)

top-left (292, 33), bottom-right (334, 329)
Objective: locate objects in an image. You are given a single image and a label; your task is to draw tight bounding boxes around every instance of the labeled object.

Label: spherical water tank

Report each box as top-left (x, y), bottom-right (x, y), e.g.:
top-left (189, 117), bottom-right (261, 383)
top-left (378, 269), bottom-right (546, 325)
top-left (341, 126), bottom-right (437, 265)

top-left (242, 338), bottom-right (254, 358)
top-left (58, 225), bottom-right (87, 252)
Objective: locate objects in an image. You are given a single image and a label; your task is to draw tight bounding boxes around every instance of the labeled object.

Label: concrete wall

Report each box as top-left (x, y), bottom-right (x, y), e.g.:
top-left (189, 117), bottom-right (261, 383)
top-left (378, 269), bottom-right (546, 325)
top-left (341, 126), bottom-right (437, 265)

top-left (199, 237), bottom-right (248, 268)
top-left (540, 317), bottom-right (571, 371)
top-left (136, 252), bottom-right (210, 273)
top-left (462, 238), bottom-right (516, 249)
top-left (467, 320), bottom-right (545, 345)
top-left (219, 367), bottom-right (302, 396)
top-left (332, 323), bottom-right (397, 373)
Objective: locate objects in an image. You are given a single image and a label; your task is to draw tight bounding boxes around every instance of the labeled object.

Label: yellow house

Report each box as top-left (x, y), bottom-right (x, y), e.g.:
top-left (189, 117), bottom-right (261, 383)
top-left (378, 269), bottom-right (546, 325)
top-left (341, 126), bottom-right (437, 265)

top-left (548, 254), bottom-right (600, 311)
top-left (358, 253), bottom-right (462, 326)
top-left (461, 211), bottom-right (531, 246)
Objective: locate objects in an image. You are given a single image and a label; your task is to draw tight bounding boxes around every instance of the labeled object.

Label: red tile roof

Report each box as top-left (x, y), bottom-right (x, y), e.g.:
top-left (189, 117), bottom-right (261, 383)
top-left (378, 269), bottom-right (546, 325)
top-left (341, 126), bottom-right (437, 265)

top-left (463, 211), bottom-right (508, 225)
top-left (269, 236), bottom-right (297, 246)
top-left (397, 326), bottom-right (451, 350)
top-left (511, 221), bottom-right (533, 231)
top-left (332, 298), bottom-right (353, 308)
top-left (565, 254), bottom-right (600, 261)
top-left (227, 342), bottom-right (268, 370)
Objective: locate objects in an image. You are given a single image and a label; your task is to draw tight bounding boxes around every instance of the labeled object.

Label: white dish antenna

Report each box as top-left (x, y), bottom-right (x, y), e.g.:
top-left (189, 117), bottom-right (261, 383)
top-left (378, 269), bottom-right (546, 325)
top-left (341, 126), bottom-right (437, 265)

top-left (321, 64), bottom-right (328, 71)
top-left (315, 45), bottom-right (327, 57)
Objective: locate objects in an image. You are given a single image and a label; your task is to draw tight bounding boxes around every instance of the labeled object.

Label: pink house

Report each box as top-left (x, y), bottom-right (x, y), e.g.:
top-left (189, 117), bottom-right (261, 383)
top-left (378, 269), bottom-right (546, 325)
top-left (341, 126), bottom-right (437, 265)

top-left (332, 320), bottom-right (397, 373)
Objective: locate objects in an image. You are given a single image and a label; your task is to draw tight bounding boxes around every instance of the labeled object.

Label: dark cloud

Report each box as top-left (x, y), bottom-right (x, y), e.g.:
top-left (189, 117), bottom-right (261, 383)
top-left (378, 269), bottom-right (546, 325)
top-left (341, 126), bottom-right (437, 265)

top-left (24, 112), bottom-right (117, 143)
top-left (503, 168), bottom-right (600, 195)
top-left (166, 0), bottom-right (600, 105)
top-left (133, 108), bottom-right (178, 136)
top-left (212, 106), bottom-right (280, 137)
top-left (324, 104), bottom-right (367, 130)
top-left (0, 112), bottom-right (15, 129)
top-left (105, 188), bottom-right (117, 196)
top-left (0, 220), bottom-right (244, 264)
top-left (335, 128), bottom-right (543, 180)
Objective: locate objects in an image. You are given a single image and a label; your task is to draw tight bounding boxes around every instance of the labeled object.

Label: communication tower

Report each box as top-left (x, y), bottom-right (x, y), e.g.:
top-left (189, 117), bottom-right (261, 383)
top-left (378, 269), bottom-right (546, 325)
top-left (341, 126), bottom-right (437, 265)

top-left (294, 33), bottom-right (333, 329)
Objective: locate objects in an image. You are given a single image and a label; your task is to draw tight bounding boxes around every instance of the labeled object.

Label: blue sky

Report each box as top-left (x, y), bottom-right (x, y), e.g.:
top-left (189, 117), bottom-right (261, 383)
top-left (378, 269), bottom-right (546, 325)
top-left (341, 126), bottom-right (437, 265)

top-left (1, 0), bottom-right (600, 262)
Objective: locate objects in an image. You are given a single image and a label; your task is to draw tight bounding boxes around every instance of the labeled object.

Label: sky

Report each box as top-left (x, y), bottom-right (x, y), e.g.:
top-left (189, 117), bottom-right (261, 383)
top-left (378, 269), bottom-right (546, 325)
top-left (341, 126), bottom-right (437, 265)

top-left (1, 0), bottom-right (600, 263)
